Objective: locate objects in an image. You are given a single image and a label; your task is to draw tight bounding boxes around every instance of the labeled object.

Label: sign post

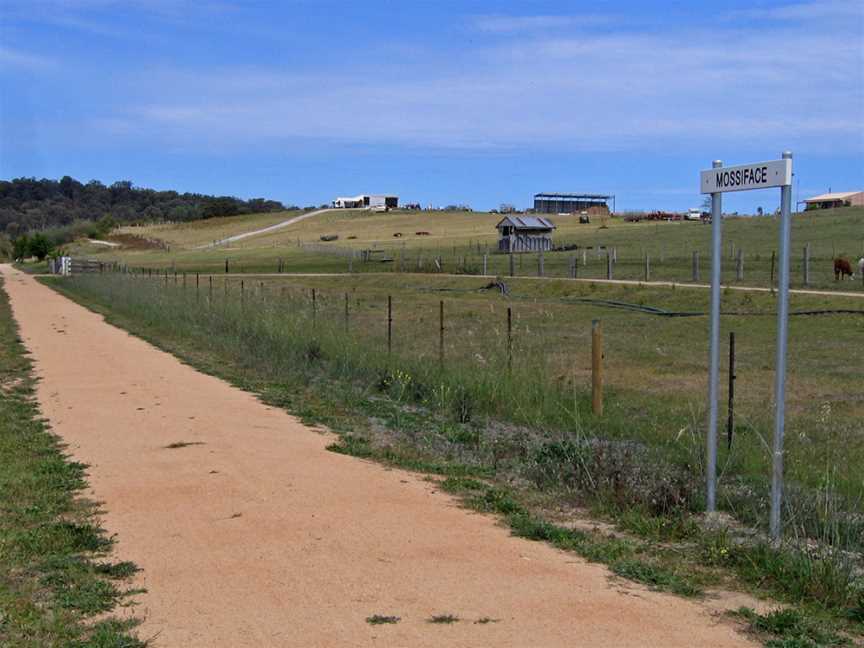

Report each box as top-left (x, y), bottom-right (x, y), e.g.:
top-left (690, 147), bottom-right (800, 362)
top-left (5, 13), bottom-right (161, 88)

top-left (700, 152), bottom-right (792, 539)
top-left (705, 160), bottom-right (723, 513)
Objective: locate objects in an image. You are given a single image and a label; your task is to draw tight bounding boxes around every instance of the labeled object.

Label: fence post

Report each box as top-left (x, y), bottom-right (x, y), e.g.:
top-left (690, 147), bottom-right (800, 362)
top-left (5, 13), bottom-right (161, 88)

top-left (507, 306), bottom-right (512, 372)
top-left (312, 288), bottom-right (317, 323)
top-left (387, 295), bottom-right (392, 354)
top-left (509, 252), bottom-right (515, 277)
top-left (225, 259), bottom-right (229, 274)
top-left (241, 280), bottom-right (245, 308)
top-left (606, 251), bottom-right (613, 280)
top-left (644, 253), bottom-right (650, 282)
top-left (692, 251), bottom-right (700, 282)
top-left (344, 292), bottom-right (349, 332)
top-left (803, 243), bottom-right (810, 286)
top-left (591, 320), bottom-right (603, 416)
top-left (727, 331), bottom-right (736, 450)
top-left (483, 253), bottom-right (488, 276)
top-left (439, 300), bottom-right (444, 365)
top-left (538, 250), bottom-right (544, 277)
top-left (570, 255), bottom-right (576, 279)
top-left (736, 248), bottom-right (744, 281)
top-left (208, 275), bottom-right (213, 304)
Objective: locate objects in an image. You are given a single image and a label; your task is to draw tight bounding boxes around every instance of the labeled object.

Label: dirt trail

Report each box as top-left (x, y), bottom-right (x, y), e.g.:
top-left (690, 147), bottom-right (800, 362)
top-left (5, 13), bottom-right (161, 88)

top-left (196, 208), bottom-right (339, 249)
top-left (1, 264), bottom-right (758, 647)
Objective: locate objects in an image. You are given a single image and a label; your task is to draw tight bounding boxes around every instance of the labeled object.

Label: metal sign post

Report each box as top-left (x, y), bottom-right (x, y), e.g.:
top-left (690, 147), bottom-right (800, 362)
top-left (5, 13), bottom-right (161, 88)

top-left (770, 150), bottom-right (794, 540)
top-left (699, 152), bottom-right (792, 539)
top-left (706, 160), bottom-right (723, 513)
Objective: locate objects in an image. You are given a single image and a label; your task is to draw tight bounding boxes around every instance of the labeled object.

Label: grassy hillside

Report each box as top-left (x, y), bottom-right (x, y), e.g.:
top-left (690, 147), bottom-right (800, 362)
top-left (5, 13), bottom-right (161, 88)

top-left (59, 206), bottom-right (864, 291)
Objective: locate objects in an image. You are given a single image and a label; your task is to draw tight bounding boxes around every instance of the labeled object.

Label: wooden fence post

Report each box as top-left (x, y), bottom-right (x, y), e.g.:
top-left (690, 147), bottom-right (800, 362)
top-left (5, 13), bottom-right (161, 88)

top-left (606, 251), bottom-right (613, 280)
top-left (509, 252), bottom-right (515, 277)
top-left (483, 253), bottom-right (488, 276)
top-left (225, 258), bottom-right (229, 274)
top-left (736, 248), bottom-right (744, 281)
top-left (312, 288), bottom-right (317, 323)
top-left (644, 254), bottom-right (650, 282)
top-left (803, 244), bottom-right (810, 286)
top-left (592, 320), bottom-right (603, 416)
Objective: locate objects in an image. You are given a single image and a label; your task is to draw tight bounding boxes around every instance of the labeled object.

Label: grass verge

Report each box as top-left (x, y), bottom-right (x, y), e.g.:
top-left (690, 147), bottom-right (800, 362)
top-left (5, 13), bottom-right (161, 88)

top-left (0, 277), bottom-right (144, 647)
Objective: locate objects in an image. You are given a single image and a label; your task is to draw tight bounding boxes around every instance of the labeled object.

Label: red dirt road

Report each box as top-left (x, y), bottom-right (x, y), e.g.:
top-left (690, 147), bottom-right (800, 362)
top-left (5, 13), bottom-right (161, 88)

top-left (1, 265), bottom-right (757, 647)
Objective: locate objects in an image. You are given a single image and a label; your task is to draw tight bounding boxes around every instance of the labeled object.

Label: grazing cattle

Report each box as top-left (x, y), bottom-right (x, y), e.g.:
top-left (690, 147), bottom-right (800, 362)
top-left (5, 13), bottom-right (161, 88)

top-left (415, 231), bottom-right (431, 236)
top-left (392, 232), bottom-right (403, 237)
top-left (834, 257), bottom-right (853, 280)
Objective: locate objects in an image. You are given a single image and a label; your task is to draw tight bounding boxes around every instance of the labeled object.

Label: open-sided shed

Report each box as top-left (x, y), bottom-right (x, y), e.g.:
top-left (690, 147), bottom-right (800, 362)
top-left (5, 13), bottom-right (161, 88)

top-left (496, 216), bottom-right (556, 252)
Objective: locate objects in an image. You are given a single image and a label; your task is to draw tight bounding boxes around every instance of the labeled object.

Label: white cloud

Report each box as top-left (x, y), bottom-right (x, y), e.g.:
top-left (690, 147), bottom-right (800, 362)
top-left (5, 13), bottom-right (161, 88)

top-left (0, 46), bottom-right (55, 70)
top-left (472, 14), bottom-right (613, 33)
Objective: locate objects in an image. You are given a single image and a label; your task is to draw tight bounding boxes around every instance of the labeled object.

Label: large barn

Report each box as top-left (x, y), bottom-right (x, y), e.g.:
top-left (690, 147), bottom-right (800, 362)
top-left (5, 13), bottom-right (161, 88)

top-left (533, 192), bottom-right (613, 215)
top-left (496, 216), bottom-right (556, 252)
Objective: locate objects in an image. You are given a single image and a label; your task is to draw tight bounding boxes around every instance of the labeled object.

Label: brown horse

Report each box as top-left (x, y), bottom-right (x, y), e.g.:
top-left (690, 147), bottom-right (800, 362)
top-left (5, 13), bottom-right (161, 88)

top-left (834, 257), bottom-right (853, 280)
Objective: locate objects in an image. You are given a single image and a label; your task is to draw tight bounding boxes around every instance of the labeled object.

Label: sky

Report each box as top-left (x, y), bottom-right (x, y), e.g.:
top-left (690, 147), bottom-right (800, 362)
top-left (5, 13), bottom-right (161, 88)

top-left (1, 0), bottom-right (862, 213)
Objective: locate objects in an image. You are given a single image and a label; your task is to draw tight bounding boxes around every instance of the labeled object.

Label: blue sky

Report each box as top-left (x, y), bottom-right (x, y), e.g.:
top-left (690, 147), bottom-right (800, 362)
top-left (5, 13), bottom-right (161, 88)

top-left (1, 0), bottom-right (862, 212)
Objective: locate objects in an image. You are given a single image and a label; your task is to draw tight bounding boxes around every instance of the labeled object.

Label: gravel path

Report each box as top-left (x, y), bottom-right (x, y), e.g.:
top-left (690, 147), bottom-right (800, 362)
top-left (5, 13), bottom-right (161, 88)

top-left (1, 264), bottom-right (757, 647)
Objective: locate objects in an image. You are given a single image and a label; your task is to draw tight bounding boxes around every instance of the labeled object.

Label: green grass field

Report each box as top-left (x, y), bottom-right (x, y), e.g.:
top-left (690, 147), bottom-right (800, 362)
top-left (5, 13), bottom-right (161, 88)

top-left (0, 277), bottom-right (143, 647)
top-left (64, 206), bottom-right (864, 292)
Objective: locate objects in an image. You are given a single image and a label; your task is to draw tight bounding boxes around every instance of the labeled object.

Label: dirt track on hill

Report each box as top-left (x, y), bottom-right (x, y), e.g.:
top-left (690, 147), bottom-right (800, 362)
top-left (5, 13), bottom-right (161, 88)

top-left (1, 264), bottom-right (758, 647)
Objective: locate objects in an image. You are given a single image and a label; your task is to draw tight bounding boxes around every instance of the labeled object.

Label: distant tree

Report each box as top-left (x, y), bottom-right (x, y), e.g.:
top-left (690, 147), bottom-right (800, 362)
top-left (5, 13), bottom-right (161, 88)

top-left (756, 207), bottom-right (763, 216)
top-left (12, 235), bottom-right (30, 260)
top-left (28, 233), bottom-right (52, 260)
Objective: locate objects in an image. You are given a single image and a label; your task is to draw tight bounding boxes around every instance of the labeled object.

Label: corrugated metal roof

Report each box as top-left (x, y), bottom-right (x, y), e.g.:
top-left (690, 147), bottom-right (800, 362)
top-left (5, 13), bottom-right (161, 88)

top-left (496, 216), bottom-right (556, 230)
top-left (804, 191), bottom-right (862, 202)
top-left (534, 192), bottom-right (611, 200)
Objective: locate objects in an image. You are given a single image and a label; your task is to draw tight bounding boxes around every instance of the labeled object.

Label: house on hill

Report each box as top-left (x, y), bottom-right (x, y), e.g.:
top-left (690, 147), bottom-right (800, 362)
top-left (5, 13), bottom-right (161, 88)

top-left (803, 191), bottom-right (864, 210)
top-left (496, 216), bottom-right (556, 252)
top-left (332, 194), bottom-right (398, 209)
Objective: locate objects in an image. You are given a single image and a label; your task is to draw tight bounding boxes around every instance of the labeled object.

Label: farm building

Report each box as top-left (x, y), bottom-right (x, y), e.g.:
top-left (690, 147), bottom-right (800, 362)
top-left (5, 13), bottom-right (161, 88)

top-left (332, 194), bottom-right (398, 209)
top-left (803, 191), bottom-right (864, 210)
top-left (533, 192), bottom-right (613, 215)
top-left (496, 216), bottom-right (556, 252)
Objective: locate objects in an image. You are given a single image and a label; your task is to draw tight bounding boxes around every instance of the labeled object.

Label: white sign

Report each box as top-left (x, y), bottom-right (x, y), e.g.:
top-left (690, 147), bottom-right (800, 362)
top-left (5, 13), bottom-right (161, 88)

top-left (700, 159), bottom-right (791, 194)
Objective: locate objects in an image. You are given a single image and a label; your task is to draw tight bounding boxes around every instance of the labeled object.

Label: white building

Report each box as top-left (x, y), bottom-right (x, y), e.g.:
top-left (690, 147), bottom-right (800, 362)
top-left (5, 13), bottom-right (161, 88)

top-left (332, 194), bottom-right (398, 209)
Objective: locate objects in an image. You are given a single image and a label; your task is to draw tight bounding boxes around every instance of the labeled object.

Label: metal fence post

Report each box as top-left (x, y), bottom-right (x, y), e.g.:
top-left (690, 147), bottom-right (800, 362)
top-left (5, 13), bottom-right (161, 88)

top-left (439, 300), bottom-right (444, 365)
top-left (726, 331), bottom-right (736, 450)
top-left (803, 243), bottom-right (810, 286)
top-left (591, 320), bottom-right (603, 416)
top-left (387, 295), bottom-right (392, 354)
top-left (507, 306), bottom-right (512, 372)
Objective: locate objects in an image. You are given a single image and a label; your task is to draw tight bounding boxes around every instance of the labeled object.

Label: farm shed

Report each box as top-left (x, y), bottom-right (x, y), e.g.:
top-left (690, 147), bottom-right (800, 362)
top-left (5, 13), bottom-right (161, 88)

top-left (496, 216), bottom-right (556, 252)
top-left (332, 194), bottom-right (398, 209)
top-left (803, 191), bottom-right (864, 210)
top-left (534, 192), bottom-right (613, 215)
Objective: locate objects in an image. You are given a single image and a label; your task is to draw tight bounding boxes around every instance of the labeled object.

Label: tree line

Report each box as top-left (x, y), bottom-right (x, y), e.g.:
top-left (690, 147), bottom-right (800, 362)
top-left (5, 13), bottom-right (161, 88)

top-left (0, 176), bottom-right (288, 239)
